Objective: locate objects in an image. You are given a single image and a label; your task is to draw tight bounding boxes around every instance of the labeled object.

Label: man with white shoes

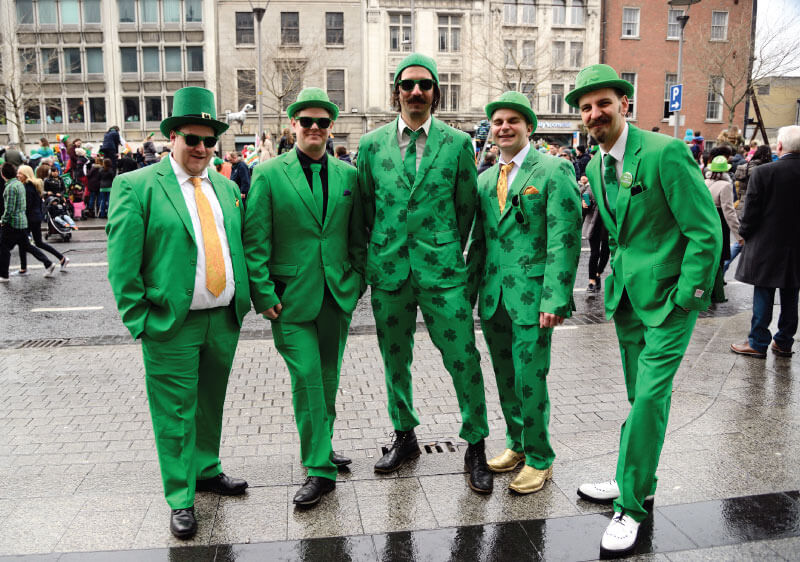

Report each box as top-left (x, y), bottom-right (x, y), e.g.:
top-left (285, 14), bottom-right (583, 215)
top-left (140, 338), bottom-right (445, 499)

top-left (566, 66), bottom-right (721, 557)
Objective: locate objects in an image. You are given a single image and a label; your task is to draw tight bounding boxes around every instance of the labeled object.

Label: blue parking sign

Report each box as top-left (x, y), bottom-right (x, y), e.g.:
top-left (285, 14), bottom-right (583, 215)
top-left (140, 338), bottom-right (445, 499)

top-left (669, 84), bottom-right (683, 112)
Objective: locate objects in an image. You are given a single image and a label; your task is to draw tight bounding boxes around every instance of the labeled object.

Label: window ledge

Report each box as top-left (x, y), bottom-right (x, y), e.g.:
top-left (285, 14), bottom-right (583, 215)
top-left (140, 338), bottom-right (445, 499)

top-left (666, 37), bottom-right (680, 41)
top-left (709, 38), bottom-right (729, 43)
top-left (704, 119), bottom-right (724, 123)
top-left (326, 44), bottom-right (346, 49)
top-left (620, 36), bottom-right (640, 40)
top-left (551, 24), bottom-right (586, 30)
top-left (236, 44), bottom-right (256, 48)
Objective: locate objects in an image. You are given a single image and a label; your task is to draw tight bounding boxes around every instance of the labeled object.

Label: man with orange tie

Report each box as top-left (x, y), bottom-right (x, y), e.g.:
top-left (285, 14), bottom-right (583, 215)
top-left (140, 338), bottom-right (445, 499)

top-left (107, 87), bottom-right (252, 540)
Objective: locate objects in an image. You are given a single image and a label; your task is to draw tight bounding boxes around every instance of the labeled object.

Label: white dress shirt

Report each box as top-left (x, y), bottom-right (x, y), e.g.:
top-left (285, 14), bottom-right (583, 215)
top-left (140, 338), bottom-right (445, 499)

top-left (397, 115), bottom-right (432, 172)
top-left (498, 142), bottom-right (532, 188)
top-left (598, 122), bottom-right (629, 182)
top-left (169, 155), bottom-right (235, 309)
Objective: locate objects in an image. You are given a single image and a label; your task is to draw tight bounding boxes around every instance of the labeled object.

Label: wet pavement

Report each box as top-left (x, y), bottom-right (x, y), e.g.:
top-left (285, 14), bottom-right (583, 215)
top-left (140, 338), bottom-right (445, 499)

top-left (0, 223), bottom-right (798, 560)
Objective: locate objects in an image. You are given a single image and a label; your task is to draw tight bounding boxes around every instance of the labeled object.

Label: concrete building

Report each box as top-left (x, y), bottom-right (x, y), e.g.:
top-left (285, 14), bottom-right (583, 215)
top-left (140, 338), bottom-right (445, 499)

top-left (750, 76), bottom-right (800, 144)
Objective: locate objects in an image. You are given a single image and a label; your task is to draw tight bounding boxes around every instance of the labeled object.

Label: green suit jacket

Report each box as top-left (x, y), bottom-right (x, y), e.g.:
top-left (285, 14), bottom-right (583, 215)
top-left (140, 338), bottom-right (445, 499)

top-left (357, 116), bottom-right (477, 290)
top-left (586, 125), bottom-right (722, 326)
top-left (243, 150), bottom-right (364, 323)
top-left (468, 148), bottom-right (582, 324)
top-left (106, 157), bottom-right (251, 341)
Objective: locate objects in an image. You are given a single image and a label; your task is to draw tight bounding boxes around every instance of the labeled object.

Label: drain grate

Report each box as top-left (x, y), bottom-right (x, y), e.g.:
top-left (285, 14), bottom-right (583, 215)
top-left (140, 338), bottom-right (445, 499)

top-left (17, 339), bottom-right (69, 349)
top-left (379, 440), bottom-right (456, 456)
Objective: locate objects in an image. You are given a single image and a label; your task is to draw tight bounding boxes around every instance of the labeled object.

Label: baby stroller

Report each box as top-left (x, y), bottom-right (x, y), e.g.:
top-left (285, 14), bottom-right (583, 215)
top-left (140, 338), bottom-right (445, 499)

top-left (44, 193), bottom-right (76, 242)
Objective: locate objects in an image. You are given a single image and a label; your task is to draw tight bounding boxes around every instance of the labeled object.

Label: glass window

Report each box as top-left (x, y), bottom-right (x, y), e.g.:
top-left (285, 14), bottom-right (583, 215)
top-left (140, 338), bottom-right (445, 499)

top-left (45, 99), bottom-right (63, 124)
top-left (0, 100), bottom-right (6, 125)
top-left (165, 47), bottom-right (181, 72)
top-left (279, 61), bottom-right (304, 110)
top-left (621, 72), bottom-right (636, 117)
top-left (622, 7), bottom-right (639, 37)
top-left (145, 97), bottom-right (162, 121)
top-left (167, 96), bottom-right (174, 116)
top-left (60, 0), bottom-right (79, 24)
top-left (185, 0), bottom-right (202, 22)
top-left (522, 40), bottom-right (535, 66)
top-left (521, 82), bottom-right (536, 104)
top-left (20, 49), bottom-right (37, 74)
top-left (667, 9), bottom-right (683, 39)
top-left (521, 0), bottom-right (535, 25)
top-left (236, 12), bottom-right (254, 44)
top-left (389, 13), bottom-right (411, 52)
top-left (141, 0), bottom-right (158, 23)
top-left (550, 84), bottom-right (564, 114)
top-left (568, 83), bottom-right (578, 114)
top-left (16, 0), bottom-right (34, 24)
top-left (86, 48), bottom-right (103, 73)
top-left (89, 97), bottom-right (106, 123)
top-left (552, 0), bottom-right (565, 25)
top-left (706, 76), bottom-right (723, 120)
top-left (327, 69), bottom-right (345, 108)
top-left (504, 40), bottom-right (515, 67)
top-left (711, 11), bottom-right (728, 40)
top-left (42, 48), bottom-right (60, 74)
top-left (84, 0), bottom-right (101, 23)
top-left (437, 15), bottom-right (461, 53)
top-left (663, 73), bottom-right (677, 118)
top-left (326, 12), bottom-right (344, 45)
top-left (67, 98), bottom-right (84, 123)
top-left (552, 41), bottom-right (565, 67)
top-left (757, 84), bottom-right (770, 96)
top-left (163, 0), bottom-right (180, 22)
top-left (121, 47), bottom-right (138, 73)
top-left (142, 47), bottom-right (159, 73)
top-left (281, 12), bottom-right (299, 45)
top-left (25, 103), bottom-right (42, 125)
top-left (39, 0), bottom-right (57, 24)
top-left (119, 0), bottom-right (135, 23)
top-left (187, 47), bottom-right (203, 72)
top-left (123, 98), bottom-right (140, 122)
top-left (64, 48), bottom-right (81, 74)
top-left (237, 69), bottom-right (256, 109)
top-left (571, 0), bottom-right (584, 25)
top-left (569, 41), bottom-right (582, 67)
top-left (503, 0), bottom-right (517, 25)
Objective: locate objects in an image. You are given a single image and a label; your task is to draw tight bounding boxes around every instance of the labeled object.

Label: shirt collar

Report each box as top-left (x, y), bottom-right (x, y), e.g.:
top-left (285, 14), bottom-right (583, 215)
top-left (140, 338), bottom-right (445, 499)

top-left (498, 142), bottom-right (531, 169)
top-left (295, 146), bottom-right (328, 168)
top-left (599, 122), bottom-right (629, 163)
top-left (398, 115), bottom-right (432, 138)
top-left (170, 154), bottom-right (209, 185)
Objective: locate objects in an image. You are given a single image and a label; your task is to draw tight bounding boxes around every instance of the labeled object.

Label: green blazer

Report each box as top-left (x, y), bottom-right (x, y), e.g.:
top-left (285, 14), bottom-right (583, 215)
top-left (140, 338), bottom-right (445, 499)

top-left (106, 157), bottom-right (251, 341)
top-left (586, 125), bottom-right (722, 326)
top-left (468, 148), bottom-right (582, 324)
top-left (357, 116), bottom-right (477, 290)
top-left (243, 150), bottom-right (364, 323)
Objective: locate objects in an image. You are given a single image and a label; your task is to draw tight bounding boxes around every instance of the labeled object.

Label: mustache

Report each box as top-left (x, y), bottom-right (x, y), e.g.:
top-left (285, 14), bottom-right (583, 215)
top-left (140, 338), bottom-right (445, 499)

top-left (406, 95), bottom-right (427, 104)
top-left (587, 116), bottom-right (611, 128)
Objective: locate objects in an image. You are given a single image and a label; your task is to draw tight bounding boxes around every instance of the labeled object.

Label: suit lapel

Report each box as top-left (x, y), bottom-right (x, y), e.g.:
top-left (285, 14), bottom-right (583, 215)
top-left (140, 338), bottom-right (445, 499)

top-left (488, 165), bottom-right (502, 223)
top-left (384, 118), bottom-right (409, 189)
top-left (614, 125), bottom-right (642, 231)
top-left (500, 147), bottom-right (540, 223)
top-left (412, 117), bottom-right (443, 192)
top-left (208, 170), bottom-right (233, 241)
top-left (587, 154), bottom-right (617, 240)
top-left (282, 150), bottom-right (322, 227)
top-left (156, 157), bottom-right (196, 244)
top-left (323, 155), bottom-right (341, 233)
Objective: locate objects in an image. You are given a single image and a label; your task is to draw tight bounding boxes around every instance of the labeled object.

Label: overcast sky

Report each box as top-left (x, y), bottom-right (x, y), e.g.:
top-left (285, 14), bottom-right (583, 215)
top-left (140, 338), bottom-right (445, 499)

top-left (756, 0), bottom-right (800, 76)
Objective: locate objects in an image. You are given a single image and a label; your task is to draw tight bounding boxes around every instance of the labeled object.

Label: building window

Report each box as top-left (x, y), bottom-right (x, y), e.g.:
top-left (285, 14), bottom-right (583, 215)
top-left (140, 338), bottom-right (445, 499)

top-left (119, 0), bottom-right (135, 23)
top-left (711, 11), bottom-right (728, 41)
top-left (622, 7), bottom-right (640, 38)
top-left (121, 47), bottom-right (138, 73)
top-left (503, 0), bottom-right (517, 24)
top-left (145, 97), bottom-right (162, 121)
top-left (663, 72), bottom-right (677, 118)
top-left (123, 97), bottom-right (140, 122)
top-left (438, 15), bottom-right (461, 52)
top-left (39, 0), bottom-right (57, 25)
top-left (552, 41), bottom-right (565, 67)
top-left (84, 0), bottom-right (101, 23)
top-left (237, 69), bottom-right (256, 109)
top-left (64, 48), bottom-right (81, 74)
top-left (570, 0), bottom-right (584, 25)
top-left (141, 0), bottom-right (158, 23)
top-left (142, 47), bottom-right (159, 73)
top-left (167, 96), bottom-right (174, 116)
top-left (439, 73), bottom-right (460, 112)
top-left (279, 61), bottom-right (305, 110)
top-left (389, 14), bottom-right (411, 52)
top-left (67, 98), bottom-right (84, 123)
top-left (281, 12), bottom-right (299, 45)
top-left (45, 99), bottom-right (63, 124)
top-left (667, 9), bottom-right (683, 39)
top-left (0, 101), bottom-right (6, 125)
top-left (86, 48), bottom-right (103, 73)
top-left (185, 0), bottom-right (202, 22)
top-left (165, 47), bottom-right (181, 72)
top-left (621, 72), bottom-right (636, 117)
top-left (187, 47), bottom-right (203, 72)
top-left (25, 104), bottom-right (42, 125)
top-left (42, 48), bottom-right (60, 75)
top-left (706, 76), bottom-right (723, 121)
top-left (327, 69), bottom-right (345, 108)
top-left (89, 97), bottom-right (106, 123)
top-left (235, 12), bottom-right (254, 45)
top-left (16, 0), bottom-right (34, 24)
top-left (569, 41), bottom-right (582, 67)
top-left (552, 0), bottom-right (566, 25)
top-left (164, 0), bottom-right (180, 23)
top-left (326, 12), bottom-right (344, 45)
top-left (568, 84), bottom-right (578, 114)
top-left (20, 49), bottom-right (37, 75)
top-left (550, 84), bottom-right (564, 114)
top-left (521, 82), bottom-right (536, 104)
top-left (504, 40), bottom-right (515, 67)
top-left (757, 84), bottom-right (770, 96)
top-left (60, 0), bottom-right (79, 24)
top-left (522, 40), bottom-right (535, 67)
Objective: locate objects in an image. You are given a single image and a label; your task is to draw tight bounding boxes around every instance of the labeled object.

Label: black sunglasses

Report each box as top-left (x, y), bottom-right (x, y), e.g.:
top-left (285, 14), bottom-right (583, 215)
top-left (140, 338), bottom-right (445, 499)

top-left (399, 78), bottom-right (435, 92)
top-left (175, 130), bottom-right (218, 148)
top-left (511, 194), bottom-right (527, 225)
top-left (297, 116), bottom-right (332, 129)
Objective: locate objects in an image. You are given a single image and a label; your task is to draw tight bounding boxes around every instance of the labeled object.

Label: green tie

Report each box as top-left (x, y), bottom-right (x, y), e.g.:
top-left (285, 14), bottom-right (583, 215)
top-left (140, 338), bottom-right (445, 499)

top-left (404, 127), bottom-right (422, 182)
top-left (603, 153), bottom-right (619, 215)
top-left (310, 163), bottom-right (324, 221)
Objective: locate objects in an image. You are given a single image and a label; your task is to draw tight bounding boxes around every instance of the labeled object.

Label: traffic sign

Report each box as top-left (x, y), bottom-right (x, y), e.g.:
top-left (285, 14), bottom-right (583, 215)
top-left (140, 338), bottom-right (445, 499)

top-left (669, 84), bottom-right (683, 112)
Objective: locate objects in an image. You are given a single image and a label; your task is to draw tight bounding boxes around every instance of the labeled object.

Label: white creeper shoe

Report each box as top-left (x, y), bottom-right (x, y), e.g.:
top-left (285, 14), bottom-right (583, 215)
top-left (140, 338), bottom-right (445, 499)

top-left (600, 512), bottom-right (640, 558)
top-left (43, 263), bottom-right (57, 278)
top-left (577, 479), bottom-right (655, 508)
top-left (60, 256), bottom-right (70, 271)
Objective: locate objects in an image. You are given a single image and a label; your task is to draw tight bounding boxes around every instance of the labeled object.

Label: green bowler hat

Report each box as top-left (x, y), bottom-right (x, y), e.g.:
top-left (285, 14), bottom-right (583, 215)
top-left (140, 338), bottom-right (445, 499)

top-left (160, 86), bottom-right (229, 137)
top-left (565, 64), bottom-right (634, 109)
top-left (287, 87), bottom-right (340, 121)
top-left (393, 53), bottom-right (440, 86)
top-left (709, 155), bottom-right (731, 172)
top-left (485, 91), bottom-right (538, 133)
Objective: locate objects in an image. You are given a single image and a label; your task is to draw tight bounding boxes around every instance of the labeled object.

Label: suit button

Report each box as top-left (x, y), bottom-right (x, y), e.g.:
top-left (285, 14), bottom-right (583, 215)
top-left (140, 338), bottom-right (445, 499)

top-left (190, 260), bottom-right (196, 266)
top-left (186, 289), bottom-right (193, 295)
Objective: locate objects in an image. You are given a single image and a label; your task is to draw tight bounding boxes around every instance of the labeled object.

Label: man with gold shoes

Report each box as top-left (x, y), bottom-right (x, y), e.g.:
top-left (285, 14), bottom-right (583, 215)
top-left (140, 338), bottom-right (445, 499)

top-left (468, 91), bottom-right (581, 494)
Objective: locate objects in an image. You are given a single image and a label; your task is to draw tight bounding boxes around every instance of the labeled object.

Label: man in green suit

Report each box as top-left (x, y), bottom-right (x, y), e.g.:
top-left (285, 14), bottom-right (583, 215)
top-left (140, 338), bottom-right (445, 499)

top-left (565, 66), bottom-right (721, 556)
top-left (244, 88), bottom-right (364, 507)
top-left (107, 87), bottom-right (251, 539)
top-left (356, 53), bottom-right (493, 493)
top-left (468, 92), bottom-right (581, 494)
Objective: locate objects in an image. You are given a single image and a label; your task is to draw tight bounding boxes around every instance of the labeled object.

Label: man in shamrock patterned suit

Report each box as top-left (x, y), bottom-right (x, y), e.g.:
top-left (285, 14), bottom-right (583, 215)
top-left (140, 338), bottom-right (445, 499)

top-left (356, 53), bottom-right (493, 493)
top-left (468, 92), bottom-right (581, 495)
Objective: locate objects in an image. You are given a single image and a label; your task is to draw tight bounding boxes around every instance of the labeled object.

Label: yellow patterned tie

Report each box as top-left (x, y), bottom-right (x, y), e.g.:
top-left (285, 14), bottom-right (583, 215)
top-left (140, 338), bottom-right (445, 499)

top-left (190, 176), bottom-right (226, 297)
top-left (497, 162), bottom-right (515, 213)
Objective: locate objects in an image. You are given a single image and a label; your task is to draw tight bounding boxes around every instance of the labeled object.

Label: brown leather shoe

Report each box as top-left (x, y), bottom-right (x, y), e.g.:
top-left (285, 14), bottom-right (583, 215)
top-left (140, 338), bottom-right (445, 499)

top-left (730, 342), bottom-right (766, 358)
top-left (771, 341), bottom-right (794, 357)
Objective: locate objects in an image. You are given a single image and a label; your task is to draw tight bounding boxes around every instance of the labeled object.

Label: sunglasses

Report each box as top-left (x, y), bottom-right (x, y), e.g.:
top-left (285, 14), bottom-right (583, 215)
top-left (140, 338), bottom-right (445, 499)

top-left (297, 116), bottom-right (332, 129)
top-left (511, 194), bottom-right (527, 225)
top-left (398, 78), bottom-right (435, 92)
top-left (175, 130), bottom-right (218, 148)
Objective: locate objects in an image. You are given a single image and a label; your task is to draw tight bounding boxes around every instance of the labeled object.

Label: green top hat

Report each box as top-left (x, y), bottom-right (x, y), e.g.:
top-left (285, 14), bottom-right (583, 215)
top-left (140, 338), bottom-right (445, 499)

top-left (709, 155), bottom-right (731, 172)
top-left (160, 87), bottom-right (229, 137)
top-left (393, 53), bottom-right (440, 86)
top-left (485, 91), bottom-right (538, 133)
top-left (287, 88), bottom-right (340, 121)
top-left (565, 64), bottom-right (634, 109)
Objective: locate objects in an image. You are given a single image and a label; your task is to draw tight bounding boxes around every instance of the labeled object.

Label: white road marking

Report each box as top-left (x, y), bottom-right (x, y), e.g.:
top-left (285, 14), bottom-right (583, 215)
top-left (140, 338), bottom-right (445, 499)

top-left (23, 262), bottom-right (109, 270)
top-left (31, 306), bottom-right (105, 312)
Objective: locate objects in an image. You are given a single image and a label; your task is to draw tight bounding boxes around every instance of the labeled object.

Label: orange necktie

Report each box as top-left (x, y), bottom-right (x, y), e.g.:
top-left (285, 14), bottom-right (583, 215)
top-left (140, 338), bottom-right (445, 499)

top-left (497, 162), bottom-right (515, 212)
top-left (190, 176), bottom-right (226, 297)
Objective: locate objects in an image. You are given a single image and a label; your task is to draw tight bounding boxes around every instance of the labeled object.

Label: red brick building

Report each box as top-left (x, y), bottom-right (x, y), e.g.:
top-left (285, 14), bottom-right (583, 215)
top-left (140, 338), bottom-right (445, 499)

top-left (602, 0), bottom-right (755, 145)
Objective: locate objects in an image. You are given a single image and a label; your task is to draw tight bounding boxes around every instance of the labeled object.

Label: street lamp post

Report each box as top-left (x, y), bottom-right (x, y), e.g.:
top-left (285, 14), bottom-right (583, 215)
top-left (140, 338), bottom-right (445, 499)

top-left (249, 1), bottom-right (270, 144)
top-left (668, 0), bottom-right (701, 139)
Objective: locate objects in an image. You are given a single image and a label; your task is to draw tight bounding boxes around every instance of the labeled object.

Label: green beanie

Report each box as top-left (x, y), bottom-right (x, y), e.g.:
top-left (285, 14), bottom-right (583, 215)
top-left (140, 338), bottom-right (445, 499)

top-left (393, 53), bottom-right (439, 86)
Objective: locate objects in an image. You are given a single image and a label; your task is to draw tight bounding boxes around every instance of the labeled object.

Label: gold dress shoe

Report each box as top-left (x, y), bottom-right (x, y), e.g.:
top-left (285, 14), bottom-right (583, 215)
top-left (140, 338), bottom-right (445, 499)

top-left (509, 465), bottom-right (553, 494)
top-left (487, 449), bottom-right (525, 473)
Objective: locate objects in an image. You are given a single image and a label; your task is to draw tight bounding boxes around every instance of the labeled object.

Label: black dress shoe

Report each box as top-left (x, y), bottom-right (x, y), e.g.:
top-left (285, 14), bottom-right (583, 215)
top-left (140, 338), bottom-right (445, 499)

top-left (374, 429), bottom-right (421, 473)
top-left (196, 472), bottom-right (248, 495)
top-left (586, 282), bottom-right (598, 293)
top-left (293, 476), bottom-right (336, 506)
top-left (170, 507), bottom-right (197, 539)
top-left (330, 451), bottom-right (352, 468)
top-left (464, 439), bottom-right (493, 494)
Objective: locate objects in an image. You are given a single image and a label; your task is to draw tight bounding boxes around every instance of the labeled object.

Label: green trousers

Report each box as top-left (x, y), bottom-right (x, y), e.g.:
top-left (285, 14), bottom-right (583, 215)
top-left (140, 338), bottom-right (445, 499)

top-left (272, 288), bottom-right (350, 481)
top-left (613, 294), bottom-right (698, 522)
top-left (481, 301), bottom-right (554, 470)
top-left (371, 277), bottom-right (489, 444)
top-left (142, 306), bottom-right (240, 509)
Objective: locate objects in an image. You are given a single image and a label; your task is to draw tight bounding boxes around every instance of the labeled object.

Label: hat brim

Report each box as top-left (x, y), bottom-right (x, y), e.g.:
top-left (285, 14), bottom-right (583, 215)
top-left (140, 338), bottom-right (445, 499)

top-left (710, 163), bottom-right (732, 172)
top-left (485, 101), bottom-right (538, 134)
top-left (160, 116), bottom-right (229, 138)
top-left (565, 79), bottom-right (634, 109)
top-left (287, 100), bottom-right (339, 121)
